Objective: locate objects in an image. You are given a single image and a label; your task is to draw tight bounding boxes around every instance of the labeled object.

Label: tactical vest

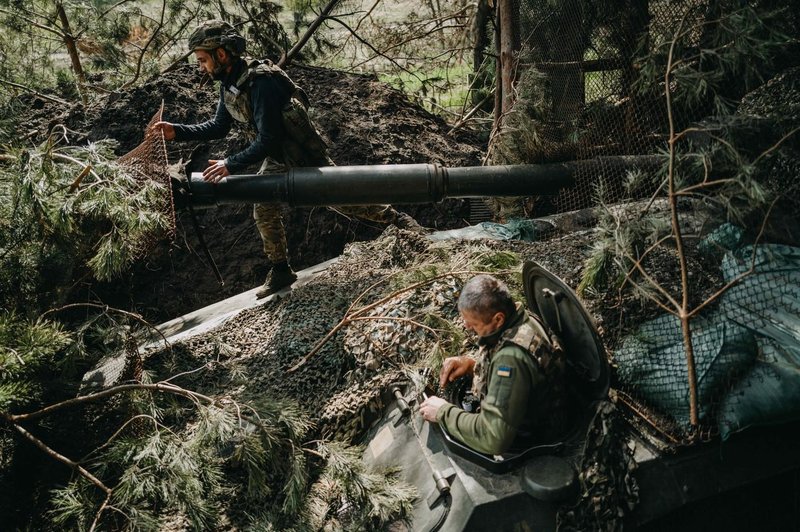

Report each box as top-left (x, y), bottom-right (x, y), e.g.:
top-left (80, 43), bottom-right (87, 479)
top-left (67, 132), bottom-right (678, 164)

top-left (223, 58), bottom-right (329, 165)
top-left (471, 309), bottom-right (568, 444)
top-left (471, 310), bottom-right (564, 401)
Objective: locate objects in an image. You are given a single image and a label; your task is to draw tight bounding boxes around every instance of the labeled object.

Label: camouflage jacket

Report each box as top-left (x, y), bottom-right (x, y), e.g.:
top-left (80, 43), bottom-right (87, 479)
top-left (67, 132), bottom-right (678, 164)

top-left (436, 303), bottom-right (568, 455)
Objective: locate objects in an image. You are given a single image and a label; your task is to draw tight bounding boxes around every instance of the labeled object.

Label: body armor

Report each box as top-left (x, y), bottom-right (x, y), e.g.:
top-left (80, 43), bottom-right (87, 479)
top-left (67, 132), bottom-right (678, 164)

top-left (223, 58), bottom-right (329, 163)
top-left (471, 309), bottom-right (568, 443)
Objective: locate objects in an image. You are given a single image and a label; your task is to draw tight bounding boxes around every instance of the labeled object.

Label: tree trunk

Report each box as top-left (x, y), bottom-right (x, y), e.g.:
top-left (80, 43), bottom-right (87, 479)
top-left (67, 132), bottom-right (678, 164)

top-left (472, 0), bottom-right (492, 72)
top-left (680, 314), bottom-right (700, 429)
top-left (498, 0), bottom-right (520, 117)
top-left (492, 2), bottom-right (502, 134)
top-left (55, 1), bottom-right (86, 105)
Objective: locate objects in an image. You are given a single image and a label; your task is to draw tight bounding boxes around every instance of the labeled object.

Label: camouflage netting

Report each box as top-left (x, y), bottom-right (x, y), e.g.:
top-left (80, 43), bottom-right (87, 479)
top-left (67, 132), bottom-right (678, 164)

top-left (132, 226), bottom-right (597, 444)
top-left (476, 0), bottom-right (800, 444)
top-left (102, 0), bottom-right (800, 460)
top-left (117, 104), bottom-right (176, 245)
top-left (490, 0), bottom-right (800, 214)
top-left (466, 0), bottom-right (800, 444)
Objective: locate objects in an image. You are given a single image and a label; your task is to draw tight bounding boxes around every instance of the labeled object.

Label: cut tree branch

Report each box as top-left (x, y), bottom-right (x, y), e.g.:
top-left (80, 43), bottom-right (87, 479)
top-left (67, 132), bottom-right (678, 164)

top-left (0, 78), bottom-right (69, 105)
top-left (279, 0), bottom-right (342, 68)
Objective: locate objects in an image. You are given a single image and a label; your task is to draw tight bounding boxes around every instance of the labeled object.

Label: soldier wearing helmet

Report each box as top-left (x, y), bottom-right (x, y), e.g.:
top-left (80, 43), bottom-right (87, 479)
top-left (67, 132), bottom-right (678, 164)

top-left (154, 20), bottom-right (425, 298)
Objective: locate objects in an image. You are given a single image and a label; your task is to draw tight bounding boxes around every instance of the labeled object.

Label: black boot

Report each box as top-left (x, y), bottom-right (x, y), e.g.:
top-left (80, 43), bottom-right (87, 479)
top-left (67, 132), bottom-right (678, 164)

top-left (256, 261), bottom-right (298, 299)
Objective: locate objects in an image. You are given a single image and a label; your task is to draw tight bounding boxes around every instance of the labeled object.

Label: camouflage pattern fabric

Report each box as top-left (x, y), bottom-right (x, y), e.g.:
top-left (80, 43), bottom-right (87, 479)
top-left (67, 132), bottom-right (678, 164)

top-left (471, 306), bottom-right (568, 441)
top-left (228, 58), bottom-right (397, 263)
top-left (281, 96), bottom-right (329, 160)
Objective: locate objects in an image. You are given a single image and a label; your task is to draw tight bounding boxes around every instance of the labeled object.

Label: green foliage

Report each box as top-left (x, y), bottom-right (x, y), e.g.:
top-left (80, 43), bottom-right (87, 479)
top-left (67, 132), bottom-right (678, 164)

top-left (577, 238), bottom-right (614, 296)
top-left (0, 138), bottom-right (172, 314)
top-left (0, 0), bottom-right (287, 112)
top-left (43, 388), bottom-right (410, 531)
top-left (301, 441), bottom-right (416, 531)
top-left (0, 312), bottom-right (70, 411)
top-left (420, 315), bottom-right (466, 364)
top-left (635, 2), bottom-right (792, 119)
top-left (491, 68), bottom-right (567, 164)
top-left (587, 2), bottom-right (793, 303)
top-left (473, 250), bottom-right (520, 272)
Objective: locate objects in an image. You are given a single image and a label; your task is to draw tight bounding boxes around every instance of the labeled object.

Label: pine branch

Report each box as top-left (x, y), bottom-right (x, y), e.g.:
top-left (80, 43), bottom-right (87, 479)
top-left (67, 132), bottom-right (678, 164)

top-left (39, 302), bottom-right (171, 354)
top-left (1, 412), bottom-right (111, 495)
top-left (8, 382), bottom-right (214, 423)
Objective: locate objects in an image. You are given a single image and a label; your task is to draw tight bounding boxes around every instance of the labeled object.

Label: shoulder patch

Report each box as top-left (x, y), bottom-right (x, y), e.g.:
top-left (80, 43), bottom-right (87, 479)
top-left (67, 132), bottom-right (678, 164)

top-left (496, 366), bottom-right (513, 378)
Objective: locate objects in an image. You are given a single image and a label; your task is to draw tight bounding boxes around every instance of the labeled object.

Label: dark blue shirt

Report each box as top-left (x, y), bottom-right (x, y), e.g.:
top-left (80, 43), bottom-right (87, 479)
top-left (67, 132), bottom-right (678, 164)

top-left (173, 59), bottom-right (293, 173)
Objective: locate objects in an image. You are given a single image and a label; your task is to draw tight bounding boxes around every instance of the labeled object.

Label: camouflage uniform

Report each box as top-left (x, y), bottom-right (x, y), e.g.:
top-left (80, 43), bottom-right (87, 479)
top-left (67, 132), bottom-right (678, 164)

top-left (223, 59), bottom-right (397, 263)
top-left (436, 303), bottom-right (568, 455)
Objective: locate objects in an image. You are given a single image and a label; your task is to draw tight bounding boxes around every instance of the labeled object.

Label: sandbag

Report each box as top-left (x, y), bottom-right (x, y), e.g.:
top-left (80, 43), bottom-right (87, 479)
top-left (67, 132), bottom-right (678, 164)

top-left (715, 244), bottom-right (800, 439)
top-left (614, 312), bottom-right (756, 427)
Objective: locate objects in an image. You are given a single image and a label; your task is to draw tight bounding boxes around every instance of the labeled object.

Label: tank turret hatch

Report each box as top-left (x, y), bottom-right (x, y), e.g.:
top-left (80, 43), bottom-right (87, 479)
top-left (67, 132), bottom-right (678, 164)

top-left (522, 261), bottom-right (609, 401)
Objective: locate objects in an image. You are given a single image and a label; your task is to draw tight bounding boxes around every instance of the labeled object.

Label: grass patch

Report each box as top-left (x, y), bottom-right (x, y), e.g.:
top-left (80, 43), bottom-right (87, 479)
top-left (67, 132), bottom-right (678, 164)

top-left (378, 61), bottom-right (475, 114)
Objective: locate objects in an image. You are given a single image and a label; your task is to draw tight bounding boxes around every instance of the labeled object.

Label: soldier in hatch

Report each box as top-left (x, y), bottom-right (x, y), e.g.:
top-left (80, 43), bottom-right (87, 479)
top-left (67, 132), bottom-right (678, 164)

top-left (153, 20), bottom-right (424, 298)
top-left (420, 274), bottom-right (568, 456)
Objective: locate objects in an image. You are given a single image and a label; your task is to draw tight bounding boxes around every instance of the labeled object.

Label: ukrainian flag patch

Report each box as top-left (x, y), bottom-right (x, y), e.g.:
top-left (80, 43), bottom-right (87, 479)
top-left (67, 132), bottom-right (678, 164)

top-left (496, 366), bottom-right (512, 378)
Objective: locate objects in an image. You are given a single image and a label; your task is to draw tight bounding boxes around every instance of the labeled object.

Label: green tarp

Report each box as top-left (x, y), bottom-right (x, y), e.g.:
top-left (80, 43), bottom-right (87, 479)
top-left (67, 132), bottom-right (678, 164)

top-left (615, 243), bottom-right (800, 438)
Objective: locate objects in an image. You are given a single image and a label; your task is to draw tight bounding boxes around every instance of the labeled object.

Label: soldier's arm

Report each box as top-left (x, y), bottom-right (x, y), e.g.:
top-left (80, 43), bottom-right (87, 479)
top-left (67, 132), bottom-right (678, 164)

top-left (436, 346), bottom-right (541, 455)
top-left (225, 75), bottom-right (291, 174)
top-left (173, 87), bottom-right (233, 141)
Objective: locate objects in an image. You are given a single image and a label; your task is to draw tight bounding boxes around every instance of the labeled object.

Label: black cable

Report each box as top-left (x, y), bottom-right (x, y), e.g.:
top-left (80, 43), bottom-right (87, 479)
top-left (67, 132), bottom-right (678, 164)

top-left (427, 492), bottom-right (452, 532)
top-left (183, 146), bottom-right (224, 286)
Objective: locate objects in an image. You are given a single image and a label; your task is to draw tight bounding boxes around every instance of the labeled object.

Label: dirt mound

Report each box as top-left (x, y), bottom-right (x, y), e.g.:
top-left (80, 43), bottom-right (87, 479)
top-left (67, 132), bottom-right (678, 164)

top-left (23, 62), bottom-right (485, 322)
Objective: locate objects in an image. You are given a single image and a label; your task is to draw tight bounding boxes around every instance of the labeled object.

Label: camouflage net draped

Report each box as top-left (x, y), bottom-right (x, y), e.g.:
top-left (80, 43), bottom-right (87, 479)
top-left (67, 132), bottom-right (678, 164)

top-left (118, 103), bottom-right (176, 243)
top-left (80, 105), bottom-right (175, 390)
top-left (478, 0), bottom-right (800, 445)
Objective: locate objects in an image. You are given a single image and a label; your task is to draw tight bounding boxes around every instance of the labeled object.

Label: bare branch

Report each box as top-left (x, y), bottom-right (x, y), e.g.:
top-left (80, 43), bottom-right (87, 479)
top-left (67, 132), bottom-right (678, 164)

top-left (752, 126), bottom-right (800, 167)
top-left (1, 413), bottom-right (111, 495)
top-left (0, 78), bottom-right (69, 105)
top-left (9, 382), bottom-right (214, 423)
top-left (687, 197), bottom-right (778, 319)
top-left (89, 491), bottom-right (113, 532)
top-left (120, 0), bottom-right (167, 89)
top-left (324, 16), bottom-right (425, 85)
top-left (348, 315), bottom-right (440, 337)
top-left (279, 0), bottom-right (343, 68)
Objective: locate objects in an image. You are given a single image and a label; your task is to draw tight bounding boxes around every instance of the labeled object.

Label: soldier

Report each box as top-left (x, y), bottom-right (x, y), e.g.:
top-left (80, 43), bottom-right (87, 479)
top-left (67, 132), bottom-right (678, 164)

top-left (153, 20), bottom-right (424, 298)
top-left (420, 274), bottom-right (568, 455)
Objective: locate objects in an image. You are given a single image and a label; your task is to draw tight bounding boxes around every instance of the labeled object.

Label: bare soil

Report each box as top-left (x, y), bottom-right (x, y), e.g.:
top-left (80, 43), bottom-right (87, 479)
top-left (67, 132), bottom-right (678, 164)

top-left (22, 62), bottom-right (485, 322)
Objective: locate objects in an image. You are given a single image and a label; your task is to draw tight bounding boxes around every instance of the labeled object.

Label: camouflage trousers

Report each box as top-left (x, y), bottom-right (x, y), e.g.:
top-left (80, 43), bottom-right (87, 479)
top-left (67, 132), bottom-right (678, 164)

top-left (254, 156), bottom-right (397, 264)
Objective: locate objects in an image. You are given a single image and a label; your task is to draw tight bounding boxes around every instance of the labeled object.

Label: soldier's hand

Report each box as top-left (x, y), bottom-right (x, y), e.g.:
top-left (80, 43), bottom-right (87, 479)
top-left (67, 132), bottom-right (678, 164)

top-left (420, 395), bottom-right (448, 422)
top-left (203, 159), bottom-right (230, 183)
top-left (151, 121), bottom-right (176, 141)
top-left (439, 356), bottom-right (476, 389)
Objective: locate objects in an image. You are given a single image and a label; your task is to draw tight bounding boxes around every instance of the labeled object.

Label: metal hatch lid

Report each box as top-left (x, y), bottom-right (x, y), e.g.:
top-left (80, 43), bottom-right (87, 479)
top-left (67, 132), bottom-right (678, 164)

top-left (522, 261), bottom-right (609, 400)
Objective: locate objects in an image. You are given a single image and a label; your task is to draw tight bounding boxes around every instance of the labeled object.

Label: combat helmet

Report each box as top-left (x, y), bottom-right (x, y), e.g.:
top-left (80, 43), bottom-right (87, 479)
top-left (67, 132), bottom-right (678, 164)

top-left (188, 20), bottom-right (246, 56)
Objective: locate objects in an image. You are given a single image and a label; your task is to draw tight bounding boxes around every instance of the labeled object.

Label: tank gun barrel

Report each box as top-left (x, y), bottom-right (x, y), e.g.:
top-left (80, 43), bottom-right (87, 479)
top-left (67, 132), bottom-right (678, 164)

top-left (185, 163), bottom-right (570, 208)
top-left (183, 156), bottom-right (661, 208)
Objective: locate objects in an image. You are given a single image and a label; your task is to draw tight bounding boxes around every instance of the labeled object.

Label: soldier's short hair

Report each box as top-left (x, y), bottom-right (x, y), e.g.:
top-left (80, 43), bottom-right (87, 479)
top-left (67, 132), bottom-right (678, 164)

top-left (457, 275), bottom-right (516, 320)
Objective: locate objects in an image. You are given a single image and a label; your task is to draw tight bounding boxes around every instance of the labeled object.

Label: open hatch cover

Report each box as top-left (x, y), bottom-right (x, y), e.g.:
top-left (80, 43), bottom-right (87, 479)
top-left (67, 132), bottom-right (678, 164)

top-left (522, 261), bottom-right (609, 400)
